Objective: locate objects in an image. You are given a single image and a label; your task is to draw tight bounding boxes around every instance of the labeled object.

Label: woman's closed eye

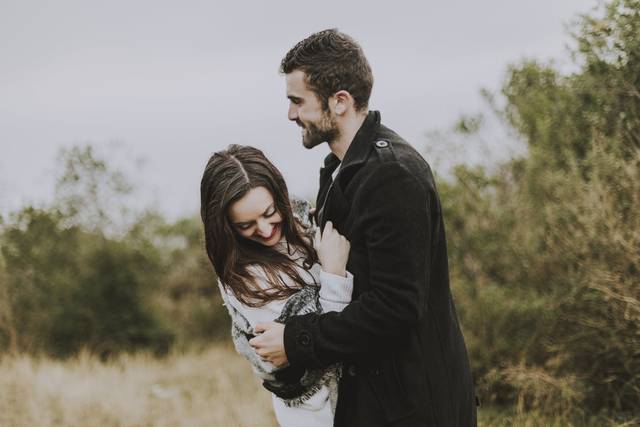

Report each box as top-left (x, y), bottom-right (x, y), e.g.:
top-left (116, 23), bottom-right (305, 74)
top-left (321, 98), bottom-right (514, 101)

top-left (236, 209), bottom-right (277, 230)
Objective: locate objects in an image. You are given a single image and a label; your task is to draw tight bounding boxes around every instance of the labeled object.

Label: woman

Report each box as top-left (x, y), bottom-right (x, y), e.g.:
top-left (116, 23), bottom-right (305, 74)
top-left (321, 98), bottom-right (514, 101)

top-left (200, 144), bottom-right (352, 427)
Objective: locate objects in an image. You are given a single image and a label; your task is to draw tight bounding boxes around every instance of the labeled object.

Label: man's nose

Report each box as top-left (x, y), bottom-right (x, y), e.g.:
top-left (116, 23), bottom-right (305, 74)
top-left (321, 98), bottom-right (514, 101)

top-left (256, 219), bottom-right (273, 237)
top-left (288, 103), bottom-right (298, 121)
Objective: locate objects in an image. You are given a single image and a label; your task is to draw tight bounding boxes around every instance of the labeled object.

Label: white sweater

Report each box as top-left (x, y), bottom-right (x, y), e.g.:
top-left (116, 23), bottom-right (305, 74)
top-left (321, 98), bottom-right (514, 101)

top-left (221, 243), bottom-right (353, 427)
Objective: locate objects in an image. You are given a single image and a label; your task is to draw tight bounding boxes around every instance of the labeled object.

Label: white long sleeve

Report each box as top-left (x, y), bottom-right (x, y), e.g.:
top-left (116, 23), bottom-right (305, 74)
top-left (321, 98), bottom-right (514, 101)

top-left (318, 270), bottom-right (354, 313)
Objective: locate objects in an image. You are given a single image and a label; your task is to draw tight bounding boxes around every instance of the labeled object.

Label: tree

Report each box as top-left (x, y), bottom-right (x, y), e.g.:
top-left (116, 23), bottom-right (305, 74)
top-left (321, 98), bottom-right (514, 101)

top-left (0, 146), bottom-right (175, 357)
top-left (436, 0), bottom-right (640, 418)
top-left (54, 145), bottom-right (134, 235)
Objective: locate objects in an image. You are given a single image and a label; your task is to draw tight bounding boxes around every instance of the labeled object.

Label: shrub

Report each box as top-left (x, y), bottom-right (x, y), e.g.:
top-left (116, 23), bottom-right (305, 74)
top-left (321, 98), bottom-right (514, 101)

top-left (440, 0), bottom-right (640, 418)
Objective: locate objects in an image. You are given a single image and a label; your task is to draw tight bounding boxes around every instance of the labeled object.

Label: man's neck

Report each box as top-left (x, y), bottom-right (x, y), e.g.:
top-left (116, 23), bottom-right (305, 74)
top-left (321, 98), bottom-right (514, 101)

top-left (328, 111), bottom-right (368, 161)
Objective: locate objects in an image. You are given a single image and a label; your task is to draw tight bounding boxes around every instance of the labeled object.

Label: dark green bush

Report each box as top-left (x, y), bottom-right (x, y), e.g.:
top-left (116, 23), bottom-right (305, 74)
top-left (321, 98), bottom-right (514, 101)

top-left (442, 0), bottom-right (640, 418)
top-left (0, 207), bottom-right (174, 357)
top-left (0, 147), bottom-right (224, 358)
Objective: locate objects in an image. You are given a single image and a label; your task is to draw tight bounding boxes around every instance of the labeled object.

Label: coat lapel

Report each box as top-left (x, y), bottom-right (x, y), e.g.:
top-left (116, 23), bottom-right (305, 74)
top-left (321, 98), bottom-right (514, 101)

top-left (315, 153), bottom-right (340, 226)
top-left (316, 111), bottom-right (382, 231)
top-left (337, 110), bottom-right (381, 176)
top-left (320, 179), bottom-right (349, 230)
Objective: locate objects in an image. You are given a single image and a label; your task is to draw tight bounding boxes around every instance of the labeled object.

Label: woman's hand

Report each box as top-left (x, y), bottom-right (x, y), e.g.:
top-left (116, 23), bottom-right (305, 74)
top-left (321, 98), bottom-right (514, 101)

top-left (314, 221), bottom-right (350, 277)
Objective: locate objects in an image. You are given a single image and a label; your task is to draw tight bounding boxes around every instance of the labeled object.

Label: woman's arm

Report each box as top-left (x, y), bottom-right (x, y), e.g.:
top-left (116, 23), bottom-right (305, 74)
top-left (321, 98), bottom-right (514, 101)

top-left (318, 269), bottom-right (353, 313)
top-left (315, 220), bottom-right (353, 312)
top-left (217, 279), bottom-right (282, 377)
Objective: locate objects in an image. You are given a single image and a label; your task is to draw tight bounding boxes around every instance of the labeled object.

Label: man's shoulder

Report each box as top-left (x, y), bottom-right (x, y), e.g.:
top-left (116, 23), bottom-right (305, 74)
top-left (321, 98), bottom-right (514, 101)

top-left (376, 123), bottom-right (407, 145)
top-left (362, 123), bottom-right (432, 174)
top-left (375, 124), bottom-right (425, 159)
top-left (347, 122), bottom-right (437, 196)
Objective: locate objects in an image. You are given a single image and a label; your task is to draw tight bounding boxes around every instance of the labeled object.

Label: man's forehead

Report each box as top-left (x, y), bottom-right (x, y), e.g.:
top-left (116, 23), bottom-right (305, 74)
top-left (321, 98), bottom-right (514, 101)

top-left (285, 70), bottom-right (309, 94)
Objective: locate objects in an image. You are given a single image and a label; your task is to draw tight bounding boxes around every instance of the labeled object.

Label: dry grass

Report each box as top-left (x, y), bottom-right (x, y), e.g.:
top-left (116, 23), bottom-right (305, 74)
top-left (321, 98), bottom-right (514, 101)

top-left (2, 343), bottom-right (634, 427)
top-left (0, 344), bottom-right (277, 427)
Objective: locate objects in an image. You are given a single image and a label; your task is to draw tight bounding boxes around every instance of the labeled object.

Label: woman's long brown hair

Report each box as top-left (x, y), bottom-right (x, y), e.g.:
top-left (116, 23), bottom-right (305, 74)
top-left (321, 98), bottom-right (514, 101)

top-left (200, 145), bottom-right (318, 307)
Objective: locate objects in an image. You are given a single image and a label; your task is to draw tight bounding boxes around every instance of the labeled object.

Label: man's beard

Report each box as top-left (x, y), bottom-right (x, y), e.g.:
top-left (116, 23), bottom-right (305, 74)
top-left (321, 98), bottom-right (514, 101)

top-left (299, 112), bottom-right (339, 149)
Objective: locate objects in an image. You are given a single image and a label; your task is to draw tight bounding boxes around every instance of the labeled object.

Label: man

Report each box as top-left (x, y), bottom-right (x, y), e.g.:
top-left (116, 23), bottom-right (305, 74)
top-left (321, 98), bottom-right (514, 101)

top-left (250, 29), bottom-right (477, 426)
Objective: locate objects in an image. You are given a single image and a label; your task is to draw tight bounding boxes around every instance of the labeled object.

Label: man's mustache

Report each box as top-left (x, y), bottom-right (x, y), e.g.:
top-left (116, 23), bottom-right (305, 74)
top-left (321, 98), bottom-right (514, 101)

top-left (296, 120), bottom-right (305, 129)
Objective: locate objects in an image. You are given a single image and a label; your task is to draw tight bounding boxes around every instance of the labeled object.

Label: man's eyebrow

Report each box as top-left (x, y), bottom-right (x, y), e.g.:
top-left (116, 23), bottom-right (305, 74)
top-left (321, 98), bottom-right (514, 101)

top-left (287, 95), bottom-right (302, 102)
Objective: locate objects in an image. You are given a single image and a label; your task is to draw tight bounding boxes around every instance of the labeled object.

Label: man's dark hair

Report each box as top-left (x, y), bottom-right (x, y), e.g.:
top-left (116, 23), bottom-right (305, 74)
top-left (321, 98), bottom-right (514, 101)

top-left (280, 29), bottom-right (373, 112)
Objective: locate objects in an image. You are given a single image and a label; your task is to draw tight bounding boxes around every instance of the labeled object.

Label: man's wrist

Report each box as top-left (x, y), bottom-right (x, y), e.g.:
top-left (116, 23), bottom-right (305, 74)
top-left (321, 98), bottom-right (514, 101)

top-left (283, 314), bottom-right (322, 369)
top-left (282, 321), bottom-right (300, 366)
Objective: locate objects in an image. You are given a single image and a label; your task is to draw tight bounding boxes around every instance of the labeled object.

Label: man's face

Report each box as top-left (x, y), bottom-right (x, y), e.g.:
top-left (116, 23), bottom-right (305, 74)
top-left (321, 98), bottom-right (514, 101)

top-left (285, 70), bottom-right (339, 149)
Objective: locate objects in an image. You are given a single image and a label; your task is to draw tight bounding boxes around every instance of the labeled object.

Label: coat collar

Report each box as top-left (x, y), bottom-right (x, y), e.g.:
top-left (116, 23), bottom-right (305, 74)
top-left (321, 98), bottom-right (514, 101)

top-left (320, 110), bottom-right (381, 179)
top-left (340, 110), bottom-right (381, 172)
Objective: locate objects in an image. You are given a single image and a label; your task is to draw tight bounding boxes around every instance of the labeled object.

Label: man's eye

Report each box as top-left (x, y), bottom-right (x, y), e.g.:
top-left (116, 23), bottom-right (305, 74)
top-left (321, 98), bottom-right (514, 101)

top-left (265, 210), bottom-right (276, 218)
top-left (238, 224), bottom-right (252, 230)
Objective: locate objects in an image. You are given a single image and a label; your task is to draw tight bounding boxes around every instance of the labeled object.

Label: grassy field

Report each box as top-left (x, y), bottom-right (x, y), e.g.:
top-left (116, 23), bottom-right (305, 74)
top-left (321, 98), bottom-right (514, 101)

top-left (0, 344), bottom-right (277, 427)
top-left (0, 345), bottom-right (633, 427)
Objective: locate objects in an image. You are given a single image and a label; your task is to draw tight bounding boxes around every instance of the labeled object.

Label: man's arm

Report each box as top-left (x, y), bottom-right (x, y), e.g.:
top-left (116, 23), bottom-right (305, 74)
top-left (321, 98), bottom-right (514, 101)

top-left (282, 162), bottom-right (432, 369)
top-left (249, 267), bottom-right (354, 366)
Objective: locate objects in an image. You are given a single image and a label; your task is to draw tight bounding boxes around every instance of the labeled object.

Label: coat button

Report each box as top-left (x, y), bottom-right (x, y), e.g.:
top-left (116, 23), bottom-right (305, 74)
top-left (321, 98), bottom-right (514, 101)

top-left (375, 141), bottom-right (388, 148)
top-left (298, 332), bottom-right (311, 346)
top-left (347, 364), bottom-right (357, 376)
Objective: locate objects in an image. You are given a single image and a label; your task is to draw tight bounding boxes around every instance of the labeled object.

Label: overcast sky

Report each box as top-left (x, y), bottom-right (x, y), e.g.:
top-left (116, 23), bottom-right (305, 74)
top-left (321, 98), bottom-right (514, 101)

top-left (0, 0), bottom-right (598, 219)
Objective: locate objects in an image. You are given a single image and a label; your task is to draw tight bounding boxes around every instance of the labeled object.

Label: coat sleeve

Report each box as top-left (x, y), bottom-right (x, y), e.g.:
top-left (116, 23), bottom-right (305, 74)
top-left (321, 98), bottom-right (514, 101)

top-left (283, 162), bottom-right (432, 369)
top-left (222, 263), bottom-right (353, 374)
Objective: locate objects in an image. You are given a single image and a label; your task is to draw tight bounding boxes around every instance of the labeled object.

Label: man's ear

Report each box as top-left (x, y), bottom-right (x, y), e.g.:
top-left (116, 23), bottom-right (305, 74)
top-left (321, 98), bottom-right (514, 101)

top-left (333, 90), bottom-right (353, 115)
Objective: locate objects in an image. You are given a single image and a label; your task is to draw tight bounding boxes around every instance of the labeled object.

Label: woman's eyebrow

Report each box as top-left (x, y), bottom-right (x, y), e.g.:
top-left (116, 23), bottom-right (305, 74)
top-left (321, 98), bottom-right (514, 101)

top-left (233, 204), bottom-right (275, 226)
top-left (262, 203), bottom-right (275, 215)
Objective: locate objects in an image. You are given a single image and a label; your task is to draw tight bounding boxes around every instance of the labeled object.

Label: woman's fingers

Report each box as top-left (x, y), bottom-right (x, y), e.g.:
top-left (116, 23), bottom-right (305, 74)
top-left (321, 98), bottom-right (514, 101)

top-left (322, 221), bottom-right (334, 242)
top-left (323, 221), bottom-right (350, 243)
top-left (318, 222), bottom-right (350, 264)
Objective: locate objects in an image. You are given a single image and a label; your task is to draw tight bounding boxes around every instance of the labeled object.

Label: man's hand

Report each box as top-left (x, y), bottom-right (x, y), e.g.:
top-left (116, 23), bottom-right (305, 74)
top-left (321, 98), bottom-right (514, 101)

top-left (249, 322), bottom-right (288, 367)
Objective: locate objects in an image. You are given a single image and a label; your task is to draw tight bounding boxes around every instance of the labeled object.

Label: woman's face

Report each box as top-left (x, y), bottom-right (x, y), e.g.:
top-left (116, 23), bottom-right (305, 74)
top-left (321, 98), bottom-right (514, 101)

top-left (228, 186), bottom-right (283, 247)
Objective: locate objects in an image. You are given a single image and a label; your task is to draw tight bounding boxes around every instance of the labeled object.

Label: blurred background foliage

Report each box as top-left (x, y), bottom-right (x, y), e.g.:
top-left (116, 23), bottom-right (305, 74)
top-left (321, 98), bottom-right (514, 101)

top-left (0, 145), bottom-right (227, 359)
top-left (0, 0), bottom-right (638, 422)
top-left (436, 0), bottom-right (640, 420)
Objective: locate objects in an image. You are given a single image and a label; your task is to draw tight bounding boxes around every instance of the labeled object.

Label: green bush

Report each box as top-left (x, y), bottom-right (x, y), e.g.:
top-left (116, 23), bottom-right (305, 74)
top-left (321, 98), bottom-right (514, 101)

top-left (0, 207), bottom-right (174, 357)
top-left (0, 146), bottom-right (225, 358)
top-left (441, 0), bottom-right (640, 419)
top-left (128, 212), bottom-right (228, 347)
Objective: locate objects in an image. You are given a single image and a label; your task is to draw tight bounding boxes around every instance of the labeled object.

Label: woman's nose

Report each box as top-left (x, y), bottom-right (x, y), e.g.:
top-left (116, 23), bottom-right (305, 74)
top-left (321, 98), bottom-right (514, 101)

top-left (255, 219), bottom-right (273, 237)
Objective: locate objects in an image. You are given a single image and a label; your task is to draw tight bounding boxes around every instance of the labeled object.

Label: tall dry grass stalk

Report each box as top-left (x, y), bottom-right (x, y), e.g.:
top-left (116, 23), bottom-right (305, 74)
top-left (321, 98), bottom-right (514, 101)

top-left (0, 344), bottom-right (277, 427)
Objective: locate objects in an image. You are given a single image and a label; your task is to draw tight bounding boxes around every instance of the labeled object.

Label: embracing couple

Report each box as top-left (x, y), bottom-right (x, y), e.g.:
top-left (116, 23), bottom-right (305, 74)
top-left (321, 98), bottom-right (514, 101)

top-left (200, 29), bottom-right (477, 427)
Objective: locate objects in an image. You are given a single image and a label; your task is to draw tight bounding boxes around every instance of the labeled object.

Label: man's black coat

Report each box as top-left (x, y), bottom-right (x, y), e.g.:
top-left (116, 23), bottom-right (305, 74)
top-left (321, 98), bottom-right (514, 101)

top-left (283, 111), bottom-right (477, 426)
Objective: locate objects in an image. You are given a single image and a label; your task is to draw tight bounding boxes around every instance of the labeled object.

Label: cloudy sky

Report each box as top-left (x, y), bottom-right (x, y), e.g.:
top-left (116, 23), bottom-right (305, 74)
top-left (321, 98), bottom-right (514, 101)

top-left (1, 0), bottom-right (598, 219)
